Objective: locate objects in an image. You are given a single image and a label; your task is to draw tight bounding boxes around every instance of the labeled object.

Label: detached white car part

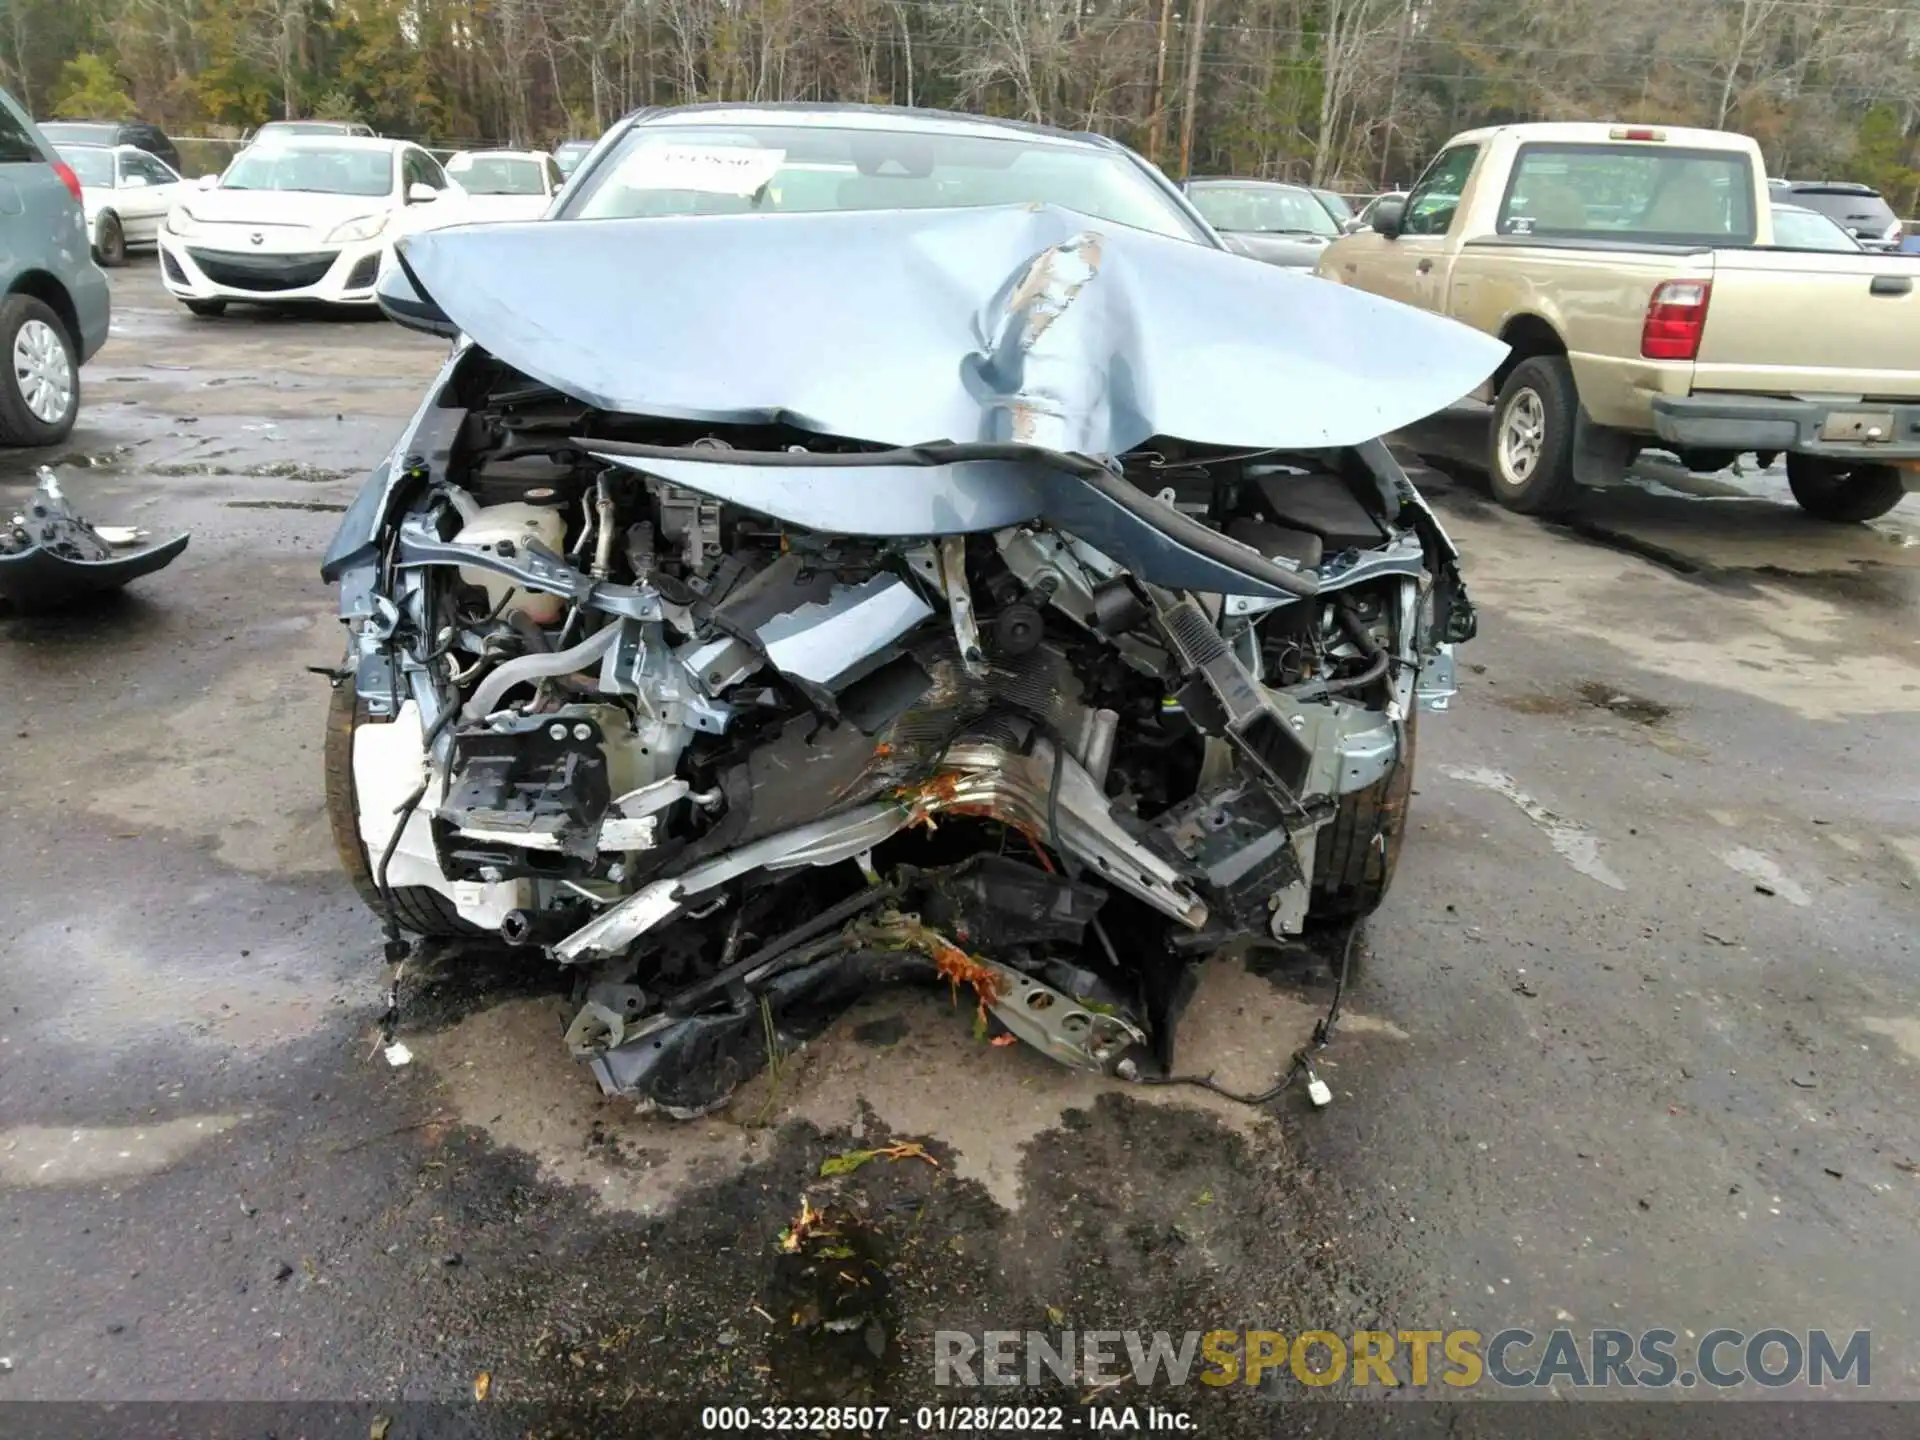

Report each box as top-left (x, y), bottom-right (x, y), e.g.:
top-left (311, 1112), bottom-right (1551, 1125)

top-left (157, 136), bottom-right (469, 314)
top-left (54, 143), bottom-right (187, 267)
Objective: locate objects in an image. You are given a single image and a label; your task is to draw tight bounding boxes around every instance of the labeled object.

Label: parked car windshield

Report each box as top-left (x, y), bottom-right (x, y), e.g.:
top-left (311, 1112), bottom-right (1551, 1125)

top-left (449, 154), bottom-right (547, 195)
top-left (1312, 187), bottom-right (1356, 226)
top-left (222, 142), bottom-right (393, 197)
top-left (1770, 204), bottom-right (1861, 252)
top-left (553, 141), bottom-right (594, 175)
top-left (561, 123), bottom-right (1207, 242)
top-left (56, 145), bottom-right (116, 187)
top-left (1497, 143), bottom-right (1758, 244)
top-left (1188, 182), bottom-right (1340, 236)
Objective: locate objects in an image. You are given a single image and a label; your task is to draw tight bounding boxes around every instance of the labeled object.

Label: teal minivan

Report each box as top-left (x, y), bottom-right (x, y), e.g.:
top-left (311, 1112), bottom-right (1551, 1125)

top-left (0, 85), bottom-right (111, 445)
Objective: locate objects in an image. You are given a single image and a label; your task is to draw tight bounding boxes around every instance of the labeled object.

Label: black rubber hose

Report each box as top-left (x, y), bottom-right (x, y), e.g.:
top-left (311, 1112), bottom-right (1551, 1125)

top-left (1321, 601), bottom-right (1391, 698)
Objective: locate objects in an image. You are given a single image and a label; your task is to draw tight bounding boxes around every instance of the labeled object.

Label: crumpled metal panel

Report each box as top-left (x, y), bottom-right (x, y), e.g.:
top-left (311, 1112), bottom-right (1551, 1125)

top-left (389, 203), bottom-right (1506, 454)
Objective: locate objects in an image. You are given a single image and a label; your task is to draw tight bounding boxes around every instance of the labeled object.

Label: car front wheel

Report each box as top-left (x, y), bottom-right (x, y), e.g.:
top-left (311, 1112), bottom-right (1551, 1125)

top-left (0, 295), bottom-right (79, 445)
top-left (1785, 455), bottom-right (1906, 523)
top-left (183, 298), bottom-right (228, 318)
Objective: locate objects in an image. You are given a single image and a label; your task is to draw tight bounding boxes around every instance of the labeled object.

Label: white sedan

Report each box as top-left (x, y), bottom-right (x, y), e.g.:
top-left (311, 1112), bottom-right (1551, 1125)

top-left (56, 143), bottom-right (188, 267)
top-left (442, 150), bottom-right (565, 221)
top-left (157, 136), bottom-right (468, 316)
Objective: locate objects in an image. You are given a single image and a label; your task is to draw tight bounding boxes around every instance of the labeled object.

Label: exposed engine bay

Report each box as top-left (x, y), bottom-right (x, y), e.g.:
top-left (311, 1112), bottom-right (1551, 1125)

top-left (324, 204), bottom-right (1502, 1112)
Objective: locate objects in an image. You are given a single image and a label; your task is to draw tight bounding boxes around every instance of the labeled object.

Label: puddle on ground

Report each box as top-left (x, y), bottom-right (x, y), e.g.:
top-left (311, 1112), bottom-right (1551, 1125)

top-left (151, 461), bottom-right (355, 483)
top-left (1442, 764), bottom-right (1627, 891)
top-left (224, 500), bottom-right (349, 513)
top-left (1441, 503), bottom-right (1920, 721)
top-left (415, 954), bottom-right (1406, 1217)
top-left (0, 1114), bottom-right (240, 1186)
top-left (1499, 680), bottom-right (1673, 727)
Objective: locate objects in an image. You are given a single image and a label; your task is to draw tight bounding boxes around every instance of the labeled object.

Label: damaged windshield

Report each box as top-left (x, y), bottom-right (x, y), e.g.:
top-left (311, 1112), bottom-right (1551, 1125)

top-left (560, 122), bottom-right (1207, 242)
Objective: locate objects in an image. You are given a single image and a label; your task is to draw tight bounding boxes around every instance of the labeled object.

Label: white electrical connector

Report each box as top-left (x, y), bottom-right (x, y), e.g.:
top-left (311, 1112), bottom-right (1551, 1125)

top-left (1305, 1064), bottom-right (1333, 1108)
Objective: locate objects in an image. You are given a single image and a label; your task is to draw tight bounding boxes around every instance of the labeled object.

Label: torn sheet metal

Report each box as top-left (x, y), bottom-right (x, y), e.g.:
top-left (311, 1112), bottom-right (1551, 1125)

top-left (387, 203), bottom-right (1506, 454)
top-left (0, 469), bottom-right (188, 609)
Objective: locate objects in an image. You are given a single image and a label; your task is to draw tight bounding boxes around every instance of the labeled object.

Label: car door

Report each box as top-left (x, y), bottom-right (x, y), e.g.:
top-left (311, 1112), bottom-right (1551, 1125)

top-left (1328, 145), bottom-right (1478, 310)
top-left (114, 149), bottom-right (179, 240)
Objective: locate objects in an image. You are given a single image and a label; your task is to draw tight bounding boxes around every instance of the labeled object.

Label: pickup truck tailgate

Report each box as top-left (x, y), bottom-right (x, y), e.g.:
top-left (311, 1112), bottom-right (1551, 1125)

top-left (1693, 249), bottom-right (1920, 399)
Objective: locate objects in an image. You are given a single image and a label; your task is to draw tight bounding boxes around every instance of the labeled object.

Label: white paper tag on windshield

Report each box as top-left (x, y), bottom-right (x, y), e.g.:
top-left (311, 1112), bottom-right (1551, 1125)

top-left (619, 145), bottom-right (785, 197)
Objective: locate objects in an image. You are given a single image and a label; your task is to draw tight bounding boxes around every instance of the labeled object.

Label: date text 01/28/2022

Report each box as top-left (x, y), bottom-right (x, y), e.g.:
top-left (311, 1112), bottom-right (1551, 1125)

top-left (700, 1405), bottom-right (1195, 1432)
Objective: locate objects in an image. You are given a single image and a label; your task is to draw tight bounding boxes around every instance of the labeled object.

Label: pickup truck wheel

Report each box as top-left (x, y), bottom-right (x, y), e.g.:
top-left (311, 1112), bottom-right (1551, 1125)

top-left (1489, 356), bottom-right (1580, 514)
top-left (1310, 712), bottom-right (1417, 921)
top-left (1785, 456), bottom-right (1906, 523)
top-left (323, 684), bottom-right (474, 938)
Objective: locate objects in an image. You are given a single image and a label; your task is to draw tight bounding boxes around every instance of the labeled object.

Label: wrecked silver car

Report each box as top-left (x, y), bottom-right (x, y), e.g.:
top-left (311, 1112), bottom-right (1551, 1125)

top-left (322, 105), bottom-right (1504, 1111)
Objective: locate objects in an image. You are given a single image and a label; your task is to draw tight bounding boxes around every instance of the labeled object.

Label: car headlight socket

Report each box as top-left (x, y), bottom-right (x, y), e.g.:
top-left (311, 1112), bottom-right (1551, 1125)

top-left (326, 213), bottom-right (390, 244)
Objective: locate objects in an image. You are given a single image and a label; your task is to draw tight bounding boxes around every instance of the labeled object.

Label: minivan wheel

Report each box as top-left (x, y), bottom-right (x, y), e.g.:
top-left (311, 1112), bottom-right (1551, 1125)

top-left (94, 212), bottom-right (127, 267)
top-left (1489, 356), bottom-right (1581, 514)
top-left (0, 295), bottom-right (79, 445)
top-left (1785, 455), bottom-right (1906, 523)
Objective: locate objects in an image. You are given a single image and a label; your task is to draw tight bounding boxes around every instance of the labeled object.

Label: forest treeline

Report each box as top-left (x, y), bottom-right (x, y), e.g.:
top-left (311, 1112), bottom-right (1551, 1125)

top-left (5, 0), bottom-right (1917, 204)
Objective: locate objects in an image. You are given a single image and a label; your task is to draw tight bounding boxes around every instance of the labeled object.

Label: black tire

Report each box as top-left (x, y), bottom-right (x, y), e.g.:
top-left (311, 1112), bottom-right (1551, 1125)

top-left (94, 212), bottom-right (126, 268)
top-left (1784, 454), bottom-right (1906, 523)
top-left (1488, 356), bottom-right (1581, 514)
top-left (1310, 712), bottom-right (1417, 921)
top-left (323, 683), bottom-right (473, 938)
top-left (183, 298), bottom-right (228, 318)
top-left (0, 293), bottom-right (79, 445)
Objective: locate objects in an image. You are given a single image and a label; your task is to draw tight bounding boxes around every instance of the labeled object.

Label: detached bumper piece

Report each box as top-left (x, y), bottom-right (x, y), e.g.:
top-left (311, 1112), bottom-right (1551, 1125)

top-left (0, 469), bottom-right (188, 610)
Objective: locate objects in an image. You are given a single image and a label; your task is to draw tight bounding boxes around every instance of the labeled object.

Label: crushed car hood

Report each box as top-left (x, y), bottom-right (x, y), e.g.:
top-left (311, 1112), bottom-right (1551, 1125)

top-left (389, 202), bottom-right (1505, 454)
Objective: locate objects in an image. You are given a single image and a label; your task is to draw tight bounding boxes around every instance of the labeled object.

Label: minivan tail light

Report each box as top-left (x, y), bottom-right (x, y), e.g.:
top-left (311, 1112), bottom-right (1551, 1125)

top-left (1610, 126), bottom-right (1667, 142)
top-left (1642, 279), bottom-right (1712, 361)
top-left (51, 160), bottom-right (83, 205)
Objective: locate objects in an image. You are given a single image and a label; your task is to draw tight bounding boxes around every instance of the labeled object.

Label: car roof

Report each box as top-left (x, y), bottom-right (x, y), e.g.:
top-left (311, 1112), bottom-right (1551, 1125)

top-left (452, 149), bottom-right (548, 162)
top-left (53, 141), bottom-right (152, 156)
top-left (630, 101), bottom-right (1122, 152)
top-left (1187, 176), bottom-right (1314, 192)
top-left (243, 135), bottom-right (406, 153)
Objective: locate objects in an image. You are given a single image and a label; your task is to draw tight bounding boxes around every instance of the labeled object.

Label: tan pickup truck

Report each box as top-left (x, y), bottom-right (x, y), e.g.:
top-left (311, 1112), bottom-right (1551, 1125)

top-left (1317, 121), bottom-right (1920, 521)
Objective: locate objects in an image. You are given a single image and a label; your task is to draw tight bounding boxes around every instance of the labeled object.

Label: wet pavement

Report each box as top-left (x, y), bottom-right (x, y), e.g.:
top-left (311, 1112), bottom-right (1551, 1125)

top-left (2, 263), bottom-right (1917, 1427)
